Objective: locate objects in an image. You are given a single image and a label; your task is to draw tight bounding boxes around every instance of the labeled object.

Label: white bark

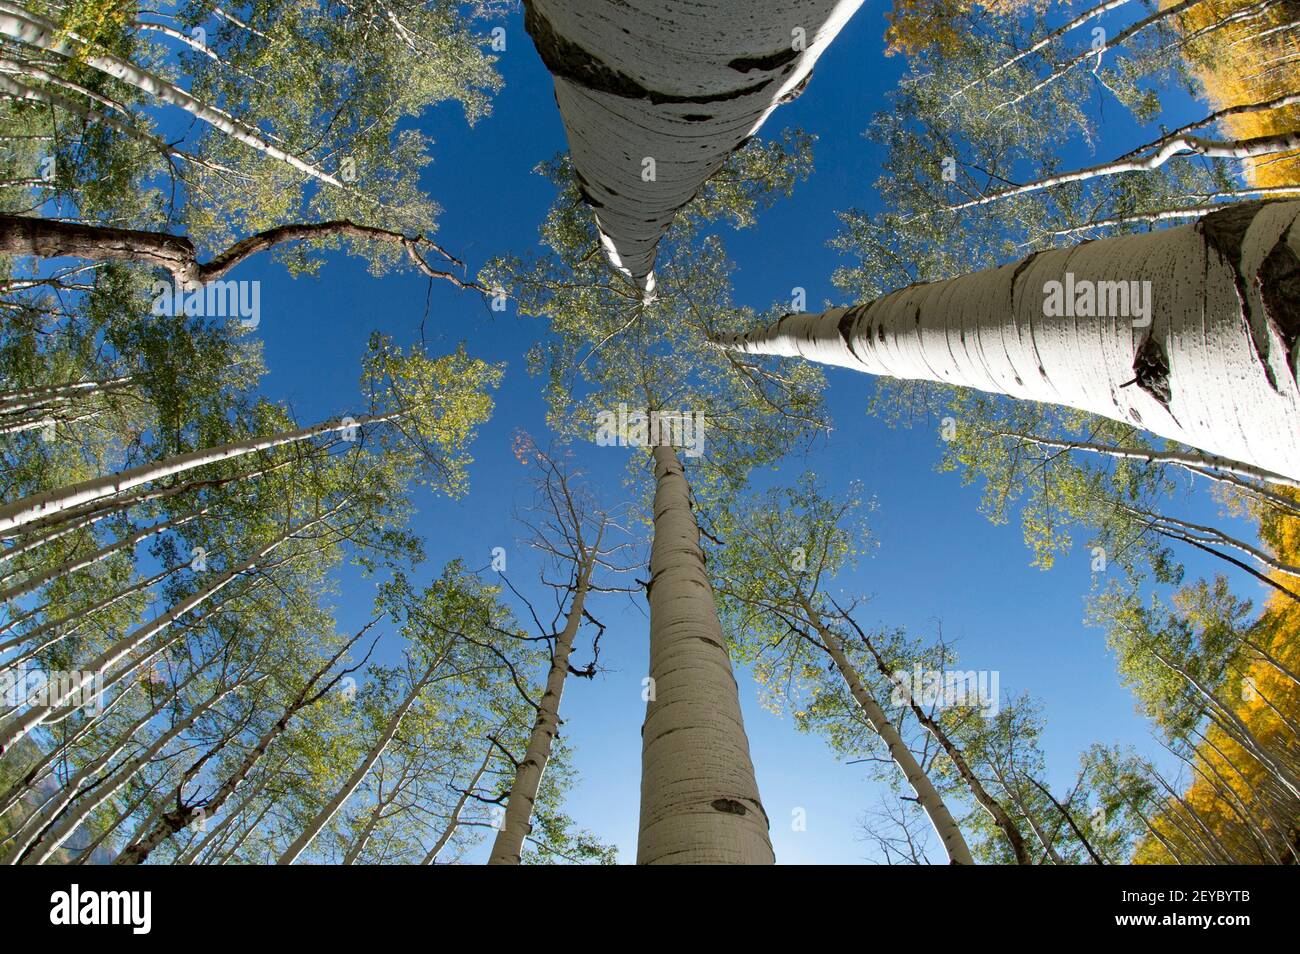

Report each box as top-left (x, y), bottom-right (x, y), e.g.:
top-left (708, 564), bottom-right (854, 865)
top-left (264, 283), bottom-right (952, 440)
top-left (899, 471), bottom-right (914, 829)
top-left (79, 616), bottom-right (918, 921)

top-left (422, 741), bottom-right (494, 864)
top-left (0, 456), bottom-right (293, 549)
top-left (0, 664), bottom-right (207, 864)
top-left (945, 131), bottom-right (1300, 213)
top-left (0, 683), bottom-right (135, 824)
top-left (0, 3), bottom-right (342, 186)
top-left (0, 410), bottom-right (96, 435)
top-left (721, 201), bottom-right (1300, 481)
top-left (0, 563), bottom-right (182, 664)
top-left (0, 507), bottom-right (208, 604)
top-left (488, 529), bottom-right (600, 865)
top-left (987, 0), bottom-right (1202, 116)
top-left (277, 656), bottom-right (441, 865)
top-left (18, 678), bottom-right (247, 865)
top-left (1041, 194), bottom-right (1300, 240)
top-left (0, 413), bottom-right (383, 535)
top-left (0, 505), bottom-right (341, 755)
top-left (997, 432), bottom-right (1300, 490)
top-left (813, 619), bottom-right (974, 863)
top-left (524, 0), bottom-right (864, 290)
top-left (638, 445), bottom-right (773, 864)
top-left (114, 621), bottom-right (376, 865)
top-left (0, 376), bottom-right (133, 415)
top-left (946, 0), bottom-right (1136, 106)
top-left (0, 64), bottom-right (235, 176)
top-left (174, 766), bottom-right (277, 865)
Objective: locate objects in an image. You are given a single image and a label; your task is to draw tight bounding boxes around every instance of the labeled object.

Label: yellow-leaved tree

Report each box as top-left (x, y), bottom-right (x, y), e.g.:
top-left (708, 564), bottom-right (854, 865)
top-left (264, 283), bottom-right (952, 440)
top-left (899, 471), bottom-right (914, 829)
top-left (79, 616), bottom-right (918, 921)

top-left (1135, 493), bottom-right (1300, 864)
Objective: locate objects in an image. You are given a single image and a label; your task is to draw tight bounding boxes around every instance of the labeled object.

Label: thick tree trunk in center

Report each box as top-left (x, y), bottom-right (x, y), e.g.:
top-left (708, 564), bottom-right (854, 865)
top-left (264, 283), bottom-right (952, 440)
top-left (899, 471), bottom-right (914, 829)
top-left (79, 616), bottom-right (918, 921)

top-left (638, 444), bottom-right (774, 864)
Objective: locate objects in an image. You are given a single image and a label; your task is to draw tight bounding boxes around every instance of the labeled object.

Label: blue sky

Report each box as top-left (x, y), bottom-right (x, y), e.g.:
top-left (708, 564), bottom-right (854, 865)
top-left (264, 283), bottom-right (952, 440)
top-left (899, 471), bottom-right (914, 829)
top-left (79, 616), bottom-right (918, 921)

top-left (233, 3), bottom-right (1251, 862)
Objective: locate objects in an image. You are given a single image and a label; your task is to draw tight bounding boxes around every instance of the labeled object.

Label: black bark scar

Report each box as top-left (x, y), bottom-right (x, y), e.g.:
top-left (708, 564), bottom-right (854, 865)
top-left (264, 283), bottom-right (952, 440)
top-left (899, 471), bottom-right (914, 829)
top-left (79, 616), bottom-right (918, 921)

top-left (524, 2), bottom-right (773, 105)
top-left (1258, 224), bottom-right (1300, 381)
top-left (711, 798), bottom-right (748, 815)
top-left (728, 48), bottom-right (801, 73)
top-left (1199, 201), bottom-right (1277, 391)
top-left (1132, 335), bottom-right (1172, 410)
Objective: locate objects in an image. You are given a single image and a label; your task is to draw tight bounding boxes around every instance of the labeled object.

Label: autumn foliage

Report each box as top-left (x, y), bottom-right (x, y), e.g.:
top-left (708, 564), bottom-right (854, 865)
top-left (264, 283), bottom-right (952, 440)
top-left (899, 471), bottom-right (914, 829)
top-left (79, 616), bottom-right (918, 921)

top-left (1165, 0), bottom-right (1300, 188)
top-left (1135, 494), bottom-right (1300, 863)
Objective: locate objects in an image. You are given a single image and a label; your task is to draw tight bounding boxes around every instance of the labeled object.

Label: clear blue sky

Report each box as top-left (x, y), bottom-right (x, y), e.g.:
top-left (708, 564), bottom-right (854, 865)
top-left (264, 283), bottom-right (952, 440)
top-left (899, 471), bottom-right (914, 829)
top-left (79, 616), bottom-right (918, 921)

top-left (234, 3), bottom-right (1248, 863)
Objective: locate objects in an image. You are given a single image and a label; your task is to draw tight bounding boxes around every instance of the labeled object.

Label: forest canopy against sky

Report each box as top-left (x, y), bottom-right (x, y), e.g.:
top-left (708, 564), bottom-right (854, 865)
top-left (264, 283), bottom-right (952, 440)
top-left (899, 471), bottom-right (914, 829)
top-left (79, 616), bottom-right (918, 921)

top-left (0, 0), bottom-right (1298, 871)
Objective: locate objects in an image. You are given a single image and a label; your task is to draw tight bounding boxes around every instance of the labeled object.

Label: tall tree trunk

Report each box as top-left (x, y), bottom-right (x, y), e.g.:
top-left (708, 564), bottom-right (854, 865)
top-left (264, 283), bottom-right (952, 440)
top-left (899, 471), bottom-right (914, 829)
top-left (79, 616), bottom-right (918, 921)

top-left (945, 131), bottom-right (1300, 213)
top-left (523, 0), bottom-right (865, 291)
top-left (722, 201), bottom-right (1300, 481)
top-left (488, 528), bottom-right (601, 865)
top-left (638, 444), bottom-right (773, 864)
top-left (0, 681), bottom-right (182, 860)
top-left (0, 506), bottom-right (208, 604)
top-left (0, 415), bottom-right (378, 536)
top-left (0, 562), bottom-right (184, 666)
top-left (992, 760), bottom-right (1065, 864)
top-left (423, 741), bottom-right (495, 864)
top-left (0, 376), bottom-right (133, 414)
top-left (0, 504), bottom-right (341, 755)
top-left (986, 0), bottom-right (1202, 115)
top-left (836, 607), bottom-right (1038, 865)
top-left (802, 607), bottom-right (975, 863)
top-left (8, 672), bottom-right (243, 865)
top-left (0, 684), bottom-right (135, 823)
top-left (277, 654), bottom-right (443, 865)
top-left (173, 765), bottom-right (280, 865)
top-left (947, 0), bottom-right (1135, 104)
top-left (113, 621), bottom-right (374, 865)
top-left (0, 2), bottom-right (342, 186)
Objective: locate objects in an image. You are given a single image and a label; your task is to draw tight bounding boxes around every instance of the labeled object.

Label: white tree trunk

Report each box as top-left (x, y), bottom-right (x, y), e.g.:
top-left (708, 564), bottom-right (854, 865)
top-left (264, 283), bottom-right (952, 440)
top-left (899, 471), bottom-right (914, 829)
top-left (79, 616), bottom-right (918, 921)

top-left (0, 456), bottom-right (292, 552)
top-left (488, 531), bottom-right (600, 865)
top-left (0, 665), bottom-right (208, 864)
top-left (947, 0), bottom-right (1135, 105)
top-left (810, 619), bottom-right (975, 863)
top-left (721, 201), bottom-right (1300, 481)
top-left (18, 679), bottom-right (246, 865)
top-left (0, 376), bottom-right (133, 415)
top-left (0, 507), bottom-right (208, 604)
top-left (638, 444), bottom-right (773, 864)
top-left (0, 414), bottom-right (381, 535)
top-left (277, 657), bottom-right (441, 865)
top-left (0, 505), bottom-right (340, 755)
top-left (0, 563), bottom-right (182, 665)
top-left (524, 0), bottom-right (864, 291)
top-left (0, 3), bottom-right (342, 186)
top-left (422, 742), bottom-right (495, 864)
top-left (945, 130), bottom-right (1300, 213)
top-left (0, 684), bottom-right (135, 823)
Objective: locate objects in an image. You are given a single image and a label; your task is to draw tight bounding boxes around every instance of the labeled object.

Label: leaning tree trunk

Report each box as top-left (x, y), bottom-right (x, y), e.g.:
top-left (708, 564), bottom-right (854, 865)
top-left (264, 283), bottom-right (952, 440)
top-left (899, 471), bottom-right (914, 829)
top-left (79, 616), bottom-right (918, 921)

top-left (112, 621), bottom-right (372, 865)
top-left (523, 0), bottom-right (864, 292)
top-left (638, 444), bottom-right (774, 864)
top-left (0, 504), bottom-right (340, 755)
top-left (277, 655), bottom-right (442, 865)
top-left (12, 675), bottom-right (245, 865)
top-left (0, 414), bottom-right (380, 536)
top-left (487, 530), bottom-right (600, 865)
top-left (807, 613), bottom-right (975, 864)
top-left (721, 200), bottom-right (1300, 481)
top-left (0, 2), bottom-right (342, 186)
top-left (847, 620), bottom-right (1031, 864)
top-left (423, 741), bottom-right (496, 864)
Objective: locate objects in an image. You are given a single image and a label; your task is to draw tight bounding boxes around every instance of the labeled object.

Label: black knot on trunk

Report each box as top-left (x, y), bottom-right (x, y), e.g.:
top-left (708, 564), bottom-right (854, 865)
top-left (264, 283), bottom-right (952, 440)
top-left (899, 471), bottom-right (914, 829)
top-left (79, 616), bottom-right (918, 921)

top-left (711, 797), bottom-right (748, 815)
